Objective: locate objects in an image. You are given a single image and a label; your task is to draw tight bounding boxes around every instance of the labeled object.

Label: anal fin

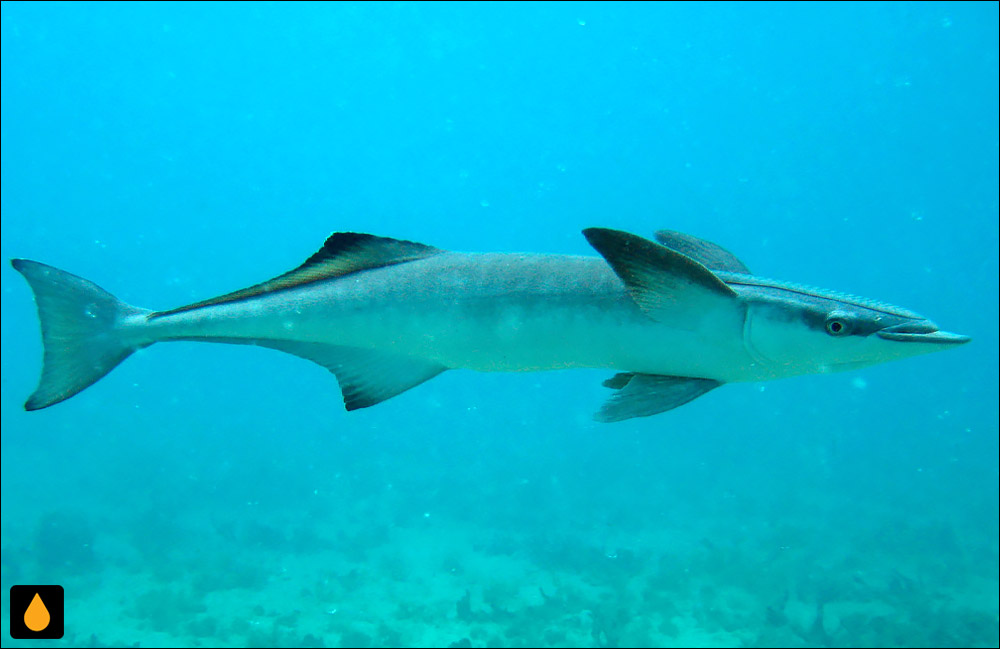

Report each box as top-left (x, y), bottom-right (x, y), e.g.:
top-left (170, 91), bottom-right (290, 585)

top-left (255, 340), bottom-right (448, 411)
top-left (596, 373), bottom-right (721, 422)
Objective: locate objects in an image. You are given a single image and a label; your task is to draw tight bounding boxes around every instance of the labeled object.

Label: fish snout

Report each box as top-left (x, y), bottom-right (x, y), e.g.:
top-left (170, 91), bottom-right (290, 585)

top-left (876, 321), bottom-right (971, 345)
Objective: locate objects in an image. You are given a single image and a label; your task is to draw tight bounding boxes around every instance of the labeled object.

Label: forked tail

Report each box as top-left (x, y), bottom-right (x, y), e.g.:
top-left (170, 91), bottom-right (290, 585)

top-left (11, 259), bottom-right (151, 410)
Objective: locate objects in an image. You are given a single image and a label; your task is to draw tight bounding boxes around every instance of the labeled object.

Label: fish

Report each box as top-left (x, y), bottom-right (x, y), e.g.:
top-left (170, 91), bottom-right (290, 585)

top-left (11, 228), bottom-right (970, 422)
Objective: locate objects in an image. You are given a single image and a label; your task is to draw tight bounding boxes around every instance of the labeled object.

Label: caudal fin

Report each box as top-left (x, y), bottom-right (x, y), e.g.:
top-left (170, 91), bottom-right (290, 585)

top-left (11, 259), bottom-right (151, 410)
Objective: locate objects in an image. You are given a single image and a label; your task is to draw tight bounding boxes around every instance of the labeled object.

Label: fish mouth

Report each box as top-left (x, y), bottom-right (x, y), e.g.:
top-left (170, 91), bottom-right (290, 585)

top-left (876, 322), bottom-right (971, 345)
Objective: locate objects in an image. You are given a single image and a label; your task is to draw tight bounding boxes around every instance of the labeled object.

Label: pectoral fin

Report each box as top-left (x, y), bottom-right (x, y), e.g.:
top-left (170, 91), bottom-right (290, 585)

top-left (583, 228), bottom-right (738, 326)
top-left (596, 373), bottom-right (721, 422)
top-left (254, 341), bottom-right (448, 411)
top-left (653, 229), bottom-right (751, 274)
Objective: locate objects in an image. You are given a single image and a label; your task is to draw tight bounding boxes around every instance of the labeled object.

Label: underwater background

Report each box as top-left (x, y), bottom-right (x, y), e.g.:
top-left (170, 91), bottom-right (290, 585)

top-left (1, 2), bottom-right (997, 647)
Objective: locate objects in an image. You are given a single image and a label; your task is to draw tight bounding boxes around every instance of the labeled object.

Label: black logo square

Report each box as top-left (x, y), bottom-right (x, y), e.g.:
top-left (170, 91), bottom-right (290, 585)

top-left (9, 585), bottom-right (64, 639)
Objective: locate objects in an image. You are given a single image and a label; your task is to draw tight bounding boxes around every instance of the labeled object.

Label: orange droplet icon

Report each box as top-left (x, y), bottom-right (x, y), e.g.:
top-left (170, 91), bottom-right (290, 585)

top-left (24, 592), bottom-right (51, 632)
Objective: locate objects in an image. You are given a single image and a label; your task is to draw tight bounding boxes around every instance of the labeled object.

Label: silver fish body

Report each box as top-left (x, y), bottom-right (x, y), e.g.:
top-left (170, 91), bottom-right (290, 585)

top-left (12, 228), bottom-right (969, 421)
top-left (144, 253), bottom-right (754, 379)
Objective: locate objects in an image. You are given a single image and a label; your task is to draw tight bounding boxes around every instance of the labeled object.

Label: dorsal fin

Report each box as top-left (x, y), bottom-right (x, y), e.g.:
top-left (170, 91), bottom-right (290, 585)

top-left (654, 229), bottom-right (751, 274)
top-left (153, 233), bottom-right (441, 318)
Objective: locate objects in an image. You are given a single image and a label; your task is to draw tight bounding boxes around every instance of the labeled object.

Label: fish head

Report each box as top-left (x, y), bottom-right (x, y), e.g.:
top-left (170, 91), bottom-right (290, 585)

top-left (739, 278), bottom-right (970, 376)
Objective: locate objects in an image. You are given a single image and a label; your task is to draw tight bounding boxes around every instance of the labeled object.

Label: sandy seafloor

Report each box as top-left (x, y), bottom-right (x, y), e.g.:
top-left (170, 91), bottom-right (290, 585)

top-left (3, 466), bottom-right (999, 649)
top-left (1, 2), bottom-right (998, 648)
top-left (2, 366), bottom-right (998, 648)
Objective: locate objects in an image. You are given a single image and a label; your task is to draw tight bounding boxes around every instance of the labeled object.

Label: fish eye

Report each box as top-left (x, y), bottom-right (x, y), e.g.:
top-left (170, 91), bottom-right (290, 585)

top-left (825, 316), bottom-right (852, 336)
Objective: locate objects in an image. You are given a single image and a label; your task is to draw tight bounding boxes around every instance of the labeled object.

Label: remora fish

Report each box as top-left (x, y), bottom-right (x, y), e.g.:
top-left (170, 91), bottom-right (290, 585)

top-left (12, 228), bottom-right (969, 422)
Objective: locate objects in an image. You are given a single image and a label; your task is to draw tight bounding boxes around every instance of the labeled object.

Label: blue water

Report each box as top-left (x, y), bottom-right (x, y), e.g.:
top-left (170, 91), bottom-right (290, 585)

top-left (2, 2), bottom-right (997, 647)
